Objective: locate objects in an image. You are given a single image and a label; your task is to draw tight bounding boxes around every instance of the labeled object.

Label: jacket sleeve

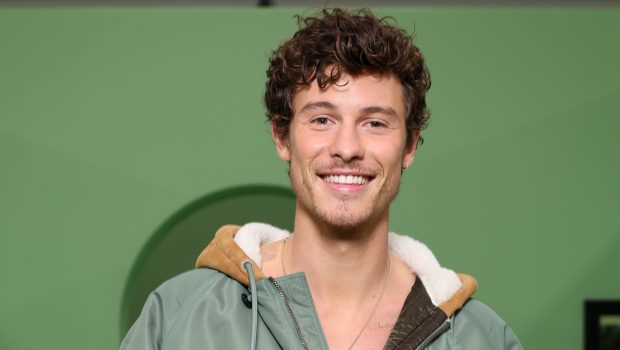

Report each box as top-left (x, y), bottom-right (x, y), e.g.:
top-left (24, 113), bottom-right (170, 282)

top-left (118, 269), bottom-right (216, 350)
top-left (450, 299), bottom-right (524, 350)
top-left (502, 321), bottom-right (522, 350)
top-left (119, 291), bottom-right (165, 350)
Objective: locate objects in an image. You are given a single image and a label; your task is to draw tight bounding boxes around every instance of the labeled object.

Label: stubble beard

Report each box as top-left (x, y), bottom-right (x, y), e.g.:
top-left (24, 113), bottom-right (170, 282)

top-left (290, 163), bottom-right (402, 236)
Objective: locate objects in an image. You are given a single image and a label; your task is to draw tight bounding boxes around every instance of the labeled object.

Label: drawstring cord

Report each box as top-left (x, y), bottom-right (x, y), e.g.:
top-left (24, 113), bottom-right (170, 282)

top-left (243, 261), bottom-right (258, 350)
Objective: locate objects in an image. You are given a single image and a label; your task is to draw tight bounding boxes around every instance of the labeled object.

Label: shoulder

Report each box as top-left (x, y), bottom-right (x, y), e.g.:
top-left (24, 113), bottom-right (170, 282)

top-left (447, 299), bottom-right (523, 350)
top-left (455, 299), bottom-right (508, 334)
top-left (152, 268), bottom-right (244, 306)
top-left (121, 268), bottom-right (244, 349)
top-left (154, 268), bottom-right (219, 297)
top-left (146, 268), bottom-right (245, 329)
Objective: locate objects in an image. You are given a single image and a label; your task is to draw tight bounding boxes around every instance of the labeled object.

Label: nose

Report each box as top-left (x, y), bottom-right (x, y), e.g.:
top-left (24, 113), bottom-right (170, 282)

top-left (328, 121), bottom-right (364, 163)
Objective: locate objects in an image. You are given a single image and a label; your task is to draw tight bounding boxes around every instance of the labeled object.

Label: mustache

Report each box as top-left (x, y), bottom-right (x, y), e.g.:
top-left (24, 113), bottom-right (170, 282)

top-left (313, 161), bottom-right (377, 176)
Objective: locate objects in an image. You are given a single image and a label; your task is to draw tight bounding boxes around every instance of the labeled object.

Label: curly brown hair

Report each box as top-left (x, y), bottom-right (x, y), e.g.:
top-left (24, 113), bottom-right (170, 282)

top-left (264, 8), bottom-right (431, 147)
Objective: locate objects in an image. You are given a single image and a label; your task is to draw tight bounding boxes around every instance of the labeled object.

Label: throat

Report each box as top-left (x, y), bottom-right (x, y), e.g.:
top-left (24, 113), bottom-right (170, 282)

top-left (308, 255), bottom-right (393, 350)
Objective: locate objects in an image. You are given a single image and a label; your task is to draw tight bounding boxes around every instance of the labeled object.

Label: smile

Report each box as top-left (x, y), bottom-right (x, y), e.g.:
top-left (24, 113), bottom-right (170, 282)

top-left (322, 175), bottom-right (370, 185)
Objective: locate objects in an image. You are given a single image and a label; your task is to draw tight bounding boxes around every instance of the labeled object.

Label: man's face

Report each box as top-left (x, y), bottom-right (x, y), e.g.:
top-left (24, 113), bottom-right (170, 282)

top-left (273, 72), bottom-right (417, 232)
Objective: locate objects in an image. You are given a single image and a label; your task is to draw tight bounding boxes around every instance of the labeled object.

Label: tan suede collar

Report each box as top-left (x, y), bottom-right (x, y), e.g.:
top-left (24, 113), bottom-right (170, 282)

top-left (195, 224), bottom-right (477, 318)
top-left (438, 273), bottom-right (477, 317)
top-left (195, 225), bottom-right (265, 286)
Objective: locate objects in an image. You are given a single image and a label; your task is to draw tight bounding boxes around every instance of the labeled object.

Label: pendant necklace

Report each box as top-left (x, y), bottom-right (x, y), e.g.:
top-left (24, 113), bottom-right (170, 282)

top-left (280, 237), bottom-right (392, 350)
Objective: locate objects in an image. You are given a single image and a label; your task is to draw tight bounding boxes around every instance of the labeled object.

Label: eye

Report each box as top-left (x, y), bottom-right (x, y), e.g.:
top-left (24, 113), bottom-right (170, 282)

top-left (313, 116), bottom-right (329, 124)
top-left (367, 120), bottom-right (388, 129)
top-left (310, 116), bottom-right (332, 126)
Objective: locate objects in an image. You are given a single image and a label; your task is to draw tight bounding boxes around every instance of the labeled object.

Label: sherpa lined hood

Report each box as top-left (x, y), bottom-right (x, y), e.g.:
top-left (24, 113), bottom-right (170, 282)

top-left (195, 222), bottom-right (477, 318)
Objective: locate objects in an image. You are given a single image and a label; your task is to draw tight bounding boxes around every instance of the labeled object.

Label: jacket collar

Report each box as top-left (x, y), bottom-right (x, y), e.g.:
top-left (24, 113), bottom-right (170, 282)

top-left (195, 222), bottom-right (477, 318)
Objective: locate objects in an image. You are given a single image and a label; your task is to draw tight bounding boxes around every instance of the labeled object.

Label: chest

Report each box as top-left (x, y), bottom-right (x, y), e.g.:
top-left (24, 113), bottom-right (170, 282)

top-left (312, 282), bottom-right (411, 350)
top-left (319, 310), bottom-right (400, 350)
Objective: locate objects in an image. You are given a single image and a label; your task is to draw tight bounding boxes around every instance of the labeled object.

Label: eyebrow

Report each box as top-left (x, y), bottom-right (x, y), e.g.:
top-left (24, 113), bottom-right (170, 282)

top-left (360, 106), bottom-right (399, 119)
top-left (297, 101), bottom-right (337, 115)
top-left (297, 101), bottom-right (400, 119)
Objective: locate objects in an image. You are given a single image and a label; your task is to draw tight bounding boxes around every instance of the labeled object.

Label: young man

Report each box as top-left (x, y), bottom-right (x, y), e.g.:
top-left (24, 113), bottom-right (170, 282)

top-left (121, 8), bottom-right (522, 350)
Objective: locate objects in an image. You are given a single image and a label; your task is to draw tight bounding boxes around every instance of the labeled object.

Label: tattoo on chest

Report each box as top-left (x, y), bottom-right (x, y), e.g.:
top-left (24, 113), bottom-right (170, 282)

top-left (367, 321), bottom-right (395, 330)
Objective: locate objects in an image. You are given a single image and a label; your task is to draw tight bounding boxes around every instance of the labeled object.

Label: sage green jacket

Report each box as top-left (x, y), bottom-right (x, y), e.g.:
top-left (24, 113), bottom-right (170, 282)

top-left (121, 223), bottom-right (523, 350)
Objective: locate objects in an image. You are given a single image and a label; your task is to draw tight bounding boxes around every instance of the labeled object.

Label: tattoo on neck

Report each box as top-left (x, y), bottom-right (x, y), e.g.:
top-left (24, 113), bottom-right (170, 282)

top-left (262, 252), bottom-right (276, 262)
top-left (368, 321), bottom-right (395, 330)
top-left (260, 246), bottom-right (277, 262)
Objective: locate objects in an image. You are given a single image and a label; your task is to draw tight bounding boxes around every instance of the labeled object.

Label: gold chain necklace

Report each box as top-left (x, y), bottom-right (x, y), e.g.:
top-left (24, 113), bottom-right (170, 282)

top-left (280, 237), bottom-right (392, 350)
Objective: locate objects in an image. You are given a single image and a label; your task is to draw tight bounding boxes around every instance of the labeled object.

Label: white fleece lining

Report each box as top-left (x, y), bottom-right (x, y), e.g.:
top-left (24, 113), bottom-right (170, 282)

top-left (234, 222), bottom-right (290, 267)
top-left (234, 222), bottom-right (461, 306)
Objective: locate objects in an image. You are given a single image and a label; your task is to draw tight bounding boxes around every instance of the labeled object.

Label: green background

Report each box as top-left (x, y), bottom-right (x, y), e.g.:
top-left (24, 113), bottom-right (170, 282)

top-left (1, 7), bottom-right (619, 349)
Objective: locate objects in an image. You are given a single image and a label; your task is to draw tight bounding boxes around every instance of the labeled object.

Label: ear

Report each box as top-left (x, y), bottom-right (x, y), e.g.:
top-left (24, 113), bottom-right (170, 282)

top-left (401, 131), bottom-right (419, 170)
top-left (272, 122), bottom-right (291, 161)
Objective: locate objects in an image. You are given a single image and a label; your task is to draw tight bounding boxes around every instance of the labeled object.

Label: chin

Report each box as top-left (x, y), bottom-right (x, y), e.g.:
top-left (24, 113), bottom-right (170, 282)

top-left (314, 202), bottom-right (378, 235)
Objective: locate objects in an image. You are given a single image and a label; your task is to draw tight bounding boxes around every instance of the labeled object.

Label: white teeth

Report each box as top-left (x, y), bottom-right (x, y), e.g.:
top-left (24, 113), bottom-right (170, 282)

top-left (324, 175), bottom-right (369, 185)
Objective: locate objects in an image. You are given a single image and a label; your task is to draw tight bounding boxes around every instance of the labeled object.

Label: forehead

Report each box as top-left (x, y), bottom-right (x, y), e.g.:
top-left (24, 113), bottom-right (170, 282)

top-left (291, 72), bottom-right (407, 118)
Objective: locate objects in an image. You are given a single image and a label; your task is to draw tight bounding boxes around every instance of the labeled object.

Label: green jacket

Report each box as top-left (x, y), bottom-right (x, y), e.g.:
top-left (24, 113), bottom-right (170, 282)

top-left (121, 223), bottom-right (523, 350)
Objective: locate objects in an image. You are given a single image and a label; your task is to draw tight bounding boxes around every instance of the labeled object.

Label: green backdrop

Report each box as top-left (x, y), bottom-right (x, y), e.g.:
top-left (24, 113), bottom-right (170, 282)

top-left (1, 7), bottom-right (619, 350)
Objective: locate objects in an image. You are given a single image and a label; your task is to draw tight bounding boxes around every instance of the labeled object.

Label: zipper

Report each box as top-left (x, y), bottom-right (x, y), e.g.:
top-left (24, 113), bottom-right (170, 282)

top-left (415, 318), bottom-right (452, 350)
top-left (268, 277), bottom-right (310, 350)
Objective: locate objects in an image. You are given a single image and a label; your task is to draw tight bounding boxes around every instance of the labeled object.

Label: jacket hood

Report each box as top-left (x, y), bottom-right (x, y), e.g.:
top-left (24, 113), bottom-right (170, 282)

top-left (195, 222), bottom-right (477, 318)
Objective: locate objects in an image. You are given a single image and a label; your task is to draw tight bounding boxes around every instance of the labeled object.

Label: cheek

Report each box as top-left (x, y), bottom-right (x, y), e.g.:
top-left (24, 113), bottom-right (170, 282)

top-left (376, 140), bottom-right (407, 166)
top-left (291, 134), bottom-right (327, 161)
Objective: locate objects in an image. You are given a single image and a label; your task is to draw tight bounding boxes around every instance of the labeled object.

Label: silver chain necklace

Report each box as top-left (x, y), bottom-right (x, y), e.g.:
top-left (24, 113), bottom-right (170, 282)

top-left (280, 237), bottom-right (392, 350)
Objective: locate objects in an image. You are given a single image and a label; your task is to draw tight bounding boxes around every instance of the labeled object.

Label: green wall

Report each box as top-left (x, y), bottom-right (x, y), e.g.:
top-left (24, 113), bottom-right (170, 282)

top-left (1, 7), bottom-right (618, 349)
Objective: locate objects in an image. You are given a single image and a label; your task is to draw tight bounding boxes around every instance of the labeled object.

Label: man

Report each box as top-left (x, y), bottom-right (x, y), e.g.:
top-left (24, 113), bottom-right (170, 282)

top-left (121, 8), bottom-right (522, 350)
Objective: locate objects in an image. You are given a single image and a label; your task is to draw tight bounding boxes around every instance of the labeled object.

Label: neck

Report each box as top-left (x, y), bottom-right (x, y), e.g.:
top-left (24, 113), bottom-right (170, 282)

top-left (284, 205), bottom-right (392, 305)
